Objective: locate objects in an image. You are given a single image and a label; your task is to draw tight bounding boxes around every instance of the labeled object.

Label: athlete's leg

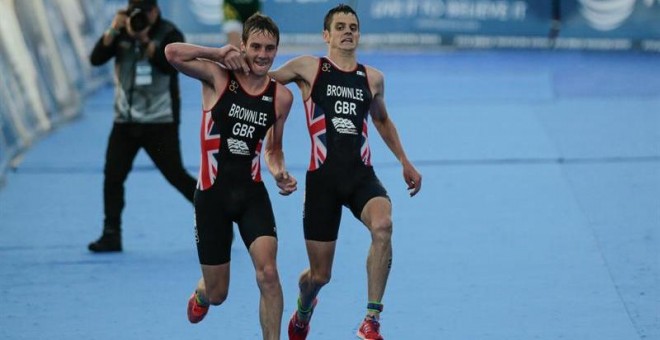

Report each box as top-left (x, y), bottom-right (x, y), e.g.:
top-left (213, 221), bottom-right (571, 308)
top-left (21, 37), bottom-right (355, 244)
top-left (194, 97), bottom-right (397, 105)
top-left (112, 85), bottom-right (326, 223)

top-left (248, 236), bottom-right (282, 340)
top-left (298, 168), bottom-right (341, 313)
top-left (192, 182), bottom-right (232, 311)
top-left (197, 263), bottom-right (230, 305)
top-left (289, 169), bottom-right (339, 338)
top-left (187, 263), bottom-right (230, 323)
top-left (298, 239), bottom-right (336, 313)
top-left (360, 197), bottom-right (393, 318)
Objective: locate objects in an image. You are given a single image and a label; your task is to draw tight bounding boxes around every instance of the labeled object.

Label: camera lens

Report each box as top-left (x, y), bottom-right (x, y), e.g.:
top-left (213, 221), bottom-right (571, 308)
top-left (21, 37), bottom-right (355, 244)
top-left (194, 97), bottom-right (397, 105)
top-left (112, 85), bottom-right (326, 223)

top-left (129, 8), bottom-right (149, 32)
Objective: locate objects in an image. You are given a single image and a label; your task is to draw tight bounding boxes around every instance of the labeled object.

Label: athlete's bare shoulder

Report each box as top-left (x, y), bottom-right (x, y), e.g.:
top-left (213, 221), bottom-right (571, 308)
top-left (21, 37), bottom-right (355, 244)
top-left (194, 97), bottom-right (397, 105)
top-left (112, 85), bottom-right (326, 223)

top-left (364, 64), bottom-right (385, 96)
top-left (288, 55), bottom-right (321, 69)
top-left (275, 81), bottom-right (294, 106)
top-left (364, 64), bottom-right (384, 81)
top-left (202, 63), bottom-right (231, 110)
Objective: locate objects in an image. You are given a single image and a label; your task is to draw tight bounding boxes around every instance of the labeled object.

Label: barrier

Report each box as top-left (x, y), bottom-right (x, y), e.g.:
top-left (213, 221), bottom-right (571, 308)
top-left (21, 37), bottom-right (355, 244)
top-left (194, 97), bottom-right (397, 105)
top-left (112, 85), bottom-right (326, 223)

top-left (0, 0), bottom-right (109, 185)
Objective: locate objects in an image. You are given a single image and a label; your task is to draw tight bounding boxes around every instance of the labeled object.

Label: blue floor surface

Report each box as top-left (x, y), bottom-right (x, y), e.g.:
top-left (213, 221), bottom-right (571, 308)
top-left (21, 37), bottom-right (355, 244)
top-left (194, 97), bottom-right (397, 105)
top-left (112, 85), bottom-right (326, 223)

top-left (1, 50), bottom-right (658, 339)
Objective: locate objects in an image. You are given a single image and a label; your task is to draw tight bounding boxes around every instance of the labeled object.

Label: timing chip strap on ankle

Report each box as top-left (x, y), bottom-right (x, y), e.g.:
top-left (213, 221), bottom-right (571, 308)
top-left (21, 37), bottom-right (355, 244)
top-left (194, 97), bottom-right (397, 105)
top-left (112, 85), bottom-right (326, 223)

top-left (367, 302), bottom-right (383, 313)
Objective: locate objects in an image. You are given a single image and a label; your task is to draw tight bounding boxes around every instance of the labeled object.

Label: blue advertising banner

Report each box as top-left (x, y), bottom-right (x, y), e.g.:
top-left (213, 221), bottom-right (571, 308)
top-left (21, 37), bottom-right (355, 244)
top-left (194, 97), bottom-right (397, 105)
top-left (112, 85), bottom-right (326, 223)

top-left (561, 0), bottom-right (660, 38)
top-left (126, 0), bottom-right (660, 51)
top-left (357, 0), bottom-right (550, 35)
top-left (558, 0), bottom-right (660, 50)
top-left (353, 0), bottom-right (552, 46)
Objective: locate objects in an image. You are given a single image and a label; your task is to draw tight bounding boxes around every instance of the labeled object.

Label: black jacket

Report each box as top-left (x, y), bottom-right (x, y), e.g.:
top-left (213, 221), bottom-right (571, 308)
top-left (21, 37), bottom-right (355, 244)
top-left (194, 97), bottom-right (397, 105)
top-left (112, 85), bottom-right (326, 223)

top-left (90, 16), bottom-right (184, 124)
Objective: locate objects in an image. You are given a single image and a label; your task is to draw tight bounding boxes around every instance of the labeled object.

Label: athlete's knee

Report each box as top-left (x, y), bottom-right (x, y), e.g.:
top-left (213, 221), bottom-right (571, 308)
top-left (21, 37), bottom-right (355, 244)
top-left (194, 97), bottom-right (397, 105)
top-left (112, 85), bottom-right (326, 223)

top-left (370, 215), bottom-right (392, 242)
top-left (205, 287), bottom-right (228, 305)
top-left (308, 270), bottom-right (332, 287)
top-left (256, 264), bottom-right (280, 290)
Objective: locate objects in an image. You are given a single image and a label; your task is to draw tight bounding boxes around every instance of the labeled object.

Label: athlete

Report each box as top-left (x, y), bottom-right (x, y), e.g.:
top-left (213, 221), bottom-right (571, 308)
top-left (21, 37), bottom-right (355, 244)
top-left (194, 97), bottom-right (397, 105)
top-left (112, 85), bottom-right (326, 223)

top-left (269, 4), bottom-right (422, 340)
top-left (165, 13), bottom-right (296, 340)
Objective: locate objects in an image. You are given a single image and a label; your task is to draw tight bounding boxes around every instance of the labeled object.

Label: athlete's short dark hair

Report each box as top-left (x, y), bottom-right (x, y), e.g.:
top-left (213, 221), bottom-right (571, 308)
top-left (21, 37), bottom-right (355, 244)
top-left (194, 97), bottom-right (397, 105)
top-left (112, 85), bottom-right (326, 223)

top-left (324, 4), bottom-right (359, 31)
top-left (242, 13), bottom-right (280, 46)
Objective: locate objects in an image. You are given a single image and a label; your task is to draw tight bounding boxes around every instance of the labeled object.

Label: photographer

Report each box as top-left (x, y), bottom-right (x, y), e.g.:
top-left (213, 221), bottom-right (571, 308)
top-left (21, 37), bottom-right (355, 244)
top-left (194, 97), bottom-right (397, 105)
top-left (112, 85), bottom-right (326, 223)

top-left (88, 0), bottom-right (195, 252)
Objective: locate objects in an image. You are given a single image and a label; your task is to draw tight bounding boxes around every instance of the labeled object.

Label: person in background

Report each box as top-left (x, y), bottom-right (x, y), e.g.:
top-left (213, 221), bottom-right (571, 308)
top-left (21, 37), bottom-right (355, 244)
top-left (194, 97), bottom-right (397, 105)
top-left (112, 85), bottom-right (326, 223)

top-left (269, 4), bottom-right (422, 340)
top-left (166, 13), bottom-right (296, 340)
top-left (88, 0), bottom-right (196, 252)
top-left (222, 0), bottom-right (261, 47)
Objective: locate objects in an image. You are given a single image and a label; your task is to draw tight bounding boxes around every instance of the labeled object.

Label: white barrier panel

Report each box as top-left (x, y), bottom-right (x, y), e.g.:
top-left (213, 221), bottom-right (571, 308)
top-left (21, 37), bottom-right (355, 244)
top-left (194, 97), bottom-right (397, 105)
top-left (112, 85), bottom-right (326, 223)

top-left (14, 0), bottom-right (80, 121)
top-left (0, 0), bottom-right (109, 185)
top-left (0, 0), bottom-right (51, 138)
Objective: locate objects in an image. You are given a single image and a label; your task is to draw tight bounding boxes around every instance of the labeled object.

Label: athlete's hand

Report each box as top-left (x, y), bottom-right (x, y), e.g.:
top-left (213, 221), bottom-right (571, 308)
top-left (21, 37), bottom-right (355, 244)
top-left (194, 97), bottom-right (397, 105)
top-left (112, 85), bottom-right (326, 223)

top-left (403, 162), bottom-right (422, 197)
top-left (221, 45), bottom-right (250, 75)
top-left (275, 171), bottom-right (297, 196)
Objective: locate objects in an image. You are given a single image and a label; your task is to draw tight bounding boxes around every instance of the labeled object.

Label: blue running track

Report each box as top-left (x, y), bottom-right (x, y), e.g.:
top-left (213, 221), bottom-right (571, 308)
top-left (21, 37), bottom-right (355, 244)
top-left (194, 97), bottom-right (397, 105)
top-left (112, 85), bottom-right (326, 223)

top-left (1, 50), bottom-right (658, 339)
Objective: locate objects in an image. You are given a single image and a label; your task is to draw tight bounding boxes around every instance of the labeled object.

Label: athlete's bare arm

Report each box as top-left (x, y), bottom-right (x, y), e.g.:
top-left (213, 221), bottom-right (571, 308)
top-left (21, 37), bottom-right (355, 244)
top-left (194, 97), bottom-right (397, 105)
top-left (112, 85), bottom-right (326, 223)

top-left (269, 55), bottom-right (319, 99)
top-left (367, 66), bottom-right (422, 196)
top-left (265, 83), bottom-right (297, 195)
top-left (165, 43), bottom-right (249, 108)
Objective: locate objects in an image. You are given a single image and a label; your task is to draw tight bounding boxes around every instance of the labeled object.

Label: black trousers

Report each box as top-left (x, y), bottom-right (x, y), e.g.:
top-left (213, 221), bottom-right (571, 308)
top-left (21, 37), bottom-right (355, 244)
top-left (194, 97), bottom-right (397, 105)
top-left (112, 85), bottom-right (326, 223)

top-left (103, 123), bottom-right (196, 229)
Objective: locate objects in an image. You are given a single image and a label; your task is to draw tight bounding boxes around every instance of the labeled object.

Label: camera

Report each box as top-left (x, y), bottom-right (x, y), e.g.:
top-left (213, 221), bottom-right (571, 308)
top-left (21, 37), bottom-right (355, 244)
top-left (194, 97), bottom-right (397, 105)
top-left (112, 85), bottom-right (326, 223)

top-left (128, 7), bottom-right (150, 32)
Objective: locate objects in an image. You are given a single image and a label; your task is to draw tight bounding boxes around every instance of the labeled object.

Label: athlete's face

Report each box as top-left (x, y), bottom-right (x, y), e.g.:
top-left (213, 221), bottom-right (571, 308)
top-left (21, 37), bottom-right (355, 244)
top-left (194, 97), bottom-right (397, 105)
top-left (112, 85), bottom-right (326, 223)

top-left (242, 31), bottom-right (278, 76)
top-left (324, 12), bottom-right (360, 51)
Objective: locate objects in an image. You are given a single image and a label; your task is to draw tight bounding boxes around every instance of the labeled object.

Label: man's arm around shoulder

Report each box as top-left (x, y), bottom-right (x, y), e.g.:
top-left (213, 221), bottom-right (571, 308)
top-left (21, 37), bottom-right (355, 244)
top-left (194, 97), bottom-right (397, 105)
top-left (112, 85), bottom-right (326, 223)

top-left (269, 55), bottom-right (319, 85)
top-left (165, 43), bottom-right (244, 85)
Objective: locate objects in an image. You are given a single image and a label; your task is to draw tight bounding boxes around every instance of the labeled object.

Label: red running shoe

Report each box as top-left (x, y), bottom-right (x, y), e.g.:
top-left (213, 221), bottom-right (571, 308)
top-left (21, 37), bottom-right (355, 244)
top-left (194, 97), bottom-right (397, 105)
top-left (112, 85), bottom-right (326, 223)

top-left (287, 299), bottom-right (317, 340)
top-left (357, 317), bottom-right (384, 340)
top-left (187, 293), bottom-right (209, 324)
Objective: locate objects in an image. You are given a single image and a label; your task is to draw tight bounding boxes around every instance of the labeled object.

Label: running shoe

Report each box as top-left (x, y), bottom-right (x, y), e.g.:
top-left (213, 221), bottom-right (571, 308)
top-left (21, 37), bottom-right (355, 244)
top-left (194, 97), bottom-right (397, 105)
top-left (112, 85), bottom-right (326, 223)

top-left (357, 317), bottom-right (384, 340)
top-left (287, 299), bottom-right (317, 340)
top-left (187, 293), bottom-right (209, 324)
